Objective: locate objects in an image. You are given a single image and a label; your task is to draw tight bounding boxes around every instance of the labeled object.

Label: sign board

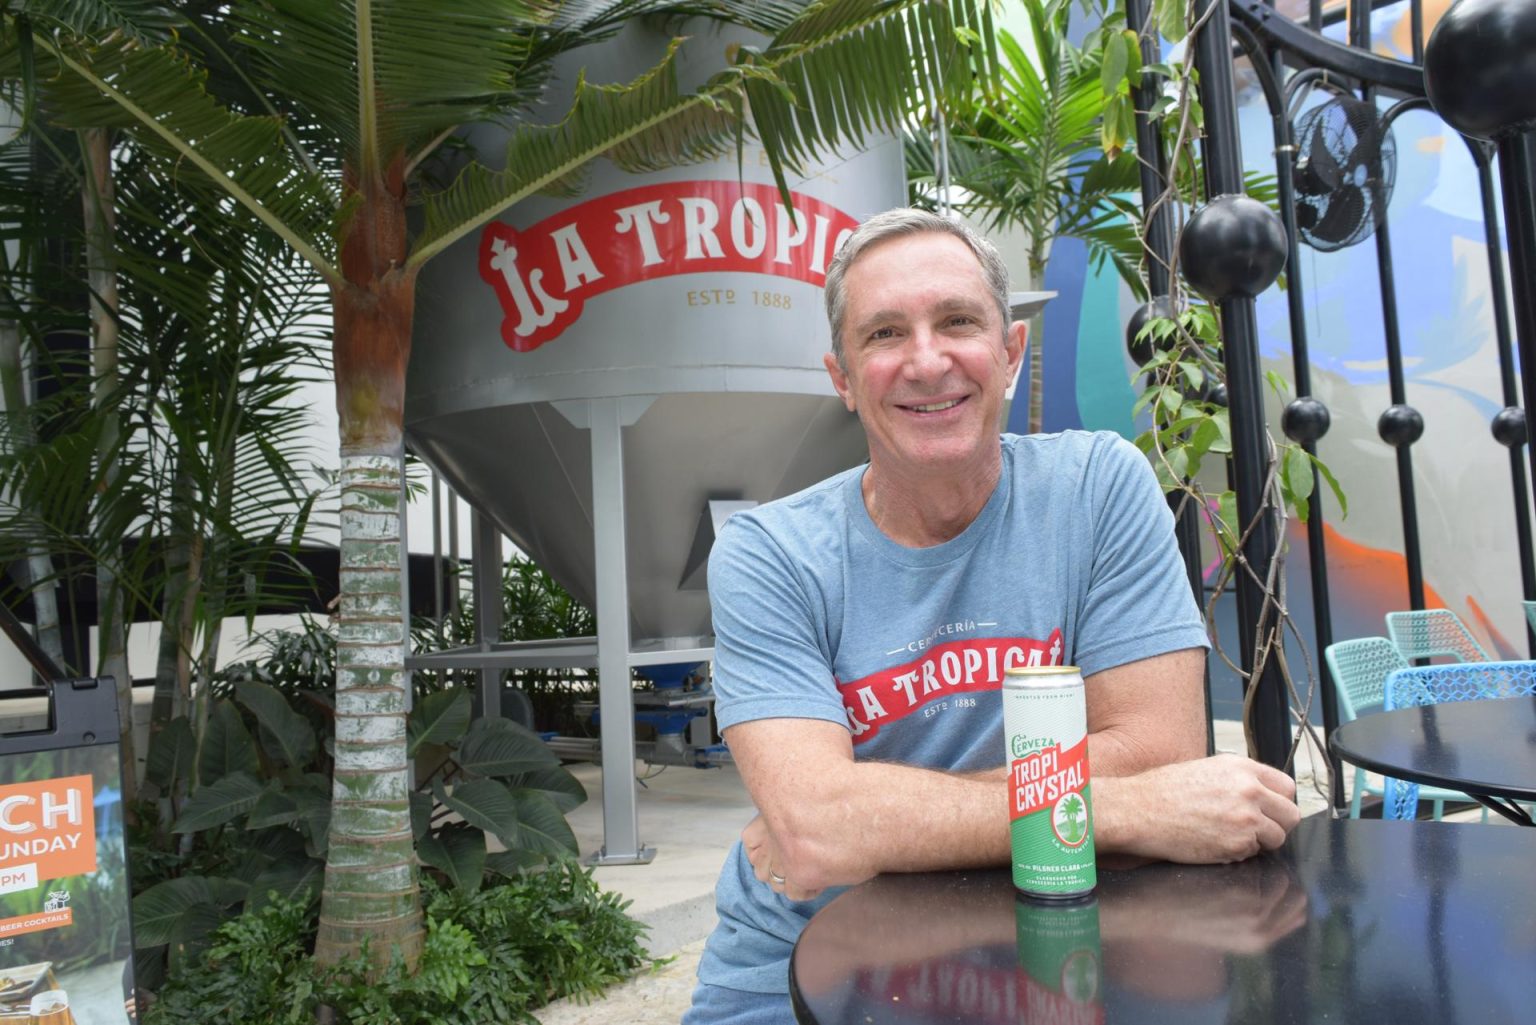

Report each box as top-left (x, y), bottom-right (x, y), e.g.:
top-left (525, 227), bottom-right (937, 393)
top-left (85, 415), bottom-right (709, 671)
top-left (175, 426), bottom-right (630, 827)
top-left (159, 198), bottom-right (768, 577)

top-left (0, 680), bottom-right (133, 1024)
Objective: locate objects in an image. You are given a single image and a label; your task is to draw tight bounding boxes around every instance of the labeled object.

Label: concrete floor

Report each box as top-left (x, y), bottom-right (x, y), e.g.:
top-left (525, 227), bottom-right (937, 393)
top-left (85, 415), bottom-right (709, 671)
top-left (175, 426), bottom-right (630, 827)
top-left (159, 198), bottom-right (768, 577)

top-left (534, 719), bottom-right (1363, 1024)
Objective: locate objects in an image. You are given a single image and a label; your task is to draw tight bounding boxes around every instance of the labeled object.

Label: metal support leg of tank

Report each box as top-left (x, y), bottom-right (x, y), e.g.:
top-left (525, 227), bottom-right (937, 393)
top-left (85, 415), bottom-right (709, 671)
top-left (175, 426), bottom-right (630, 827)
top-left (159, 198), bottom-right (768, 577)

top-left (471, 510), bottom-right (505, 720)
top-left (588, 396), bottom-right (655, 865)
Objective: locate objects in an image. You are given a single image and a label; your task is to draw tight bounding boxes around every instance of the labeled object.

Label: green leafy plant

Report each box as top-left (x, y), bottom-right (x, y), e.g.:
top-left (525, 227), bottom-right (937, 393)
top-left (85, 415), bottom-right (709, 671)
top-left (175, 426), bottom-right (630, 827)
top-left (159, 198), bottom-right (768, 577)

top-left (144, 867), bottom-right (650, 1025)
top-left (131, 623), bottom-right (587, 988)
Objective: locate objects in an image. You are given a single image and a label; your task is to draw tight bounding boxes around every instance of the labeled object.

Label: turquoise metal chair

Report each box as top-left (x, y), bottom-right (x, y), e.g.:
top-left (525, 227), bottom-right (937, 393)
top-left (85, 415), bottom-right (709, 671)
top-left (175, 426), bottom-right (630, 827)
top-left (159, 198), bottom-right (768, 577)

top-left (1324, 637), bottom-right (1475, 820)
top-left (1523, 600), bottom-right (1536, 634)
top-left (1379, 660), bottom-right (1536, 820)
top-left (1384, 609), bottom-right (1488, 664)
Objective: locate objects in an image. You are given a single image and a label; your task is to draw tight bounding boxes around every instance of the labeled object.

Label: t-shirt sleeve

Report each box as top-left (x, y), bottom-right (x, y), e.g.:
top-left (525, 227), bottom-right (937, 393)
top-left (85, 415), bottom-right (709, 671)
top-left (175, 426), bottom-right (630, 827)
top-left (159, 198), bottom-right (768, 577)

top-left (1071, 434), bottom-right (1211, 676)
top-left (708, 514), bottom-right (850, 734)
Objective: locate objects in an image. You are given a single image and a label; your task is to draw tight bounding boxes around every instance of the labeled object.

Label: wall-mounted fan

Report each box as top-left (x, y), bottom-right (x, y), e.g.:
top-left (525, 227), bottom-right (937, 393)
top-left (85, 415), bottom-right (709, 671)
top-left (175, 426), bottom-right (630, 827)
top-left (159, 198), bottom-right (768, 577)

top-left (1291, 96), bottom-right (1396, 252)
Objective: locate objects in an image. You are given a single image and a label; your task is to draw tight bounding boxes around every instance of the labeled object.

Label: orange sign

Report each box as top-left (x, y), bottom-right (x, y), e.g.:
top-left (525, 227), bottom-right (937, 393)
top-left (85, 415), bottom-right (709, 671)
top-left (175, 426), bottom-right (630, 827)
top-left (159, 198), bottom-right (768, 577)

top-left (0, 908), bottom-right (73, 939)
top-left (0, 775), bottom-right (96, 883)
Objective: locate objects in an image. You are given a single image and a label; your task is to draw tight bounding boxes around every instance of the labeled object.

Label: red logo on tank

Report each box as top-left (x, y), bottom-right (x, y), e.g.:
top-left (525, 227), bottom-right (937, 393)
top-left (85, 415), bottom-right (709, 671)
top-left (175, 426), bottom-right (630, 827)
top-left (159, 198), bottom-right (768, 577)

top-left (478, 181), bottom-right (860, 352)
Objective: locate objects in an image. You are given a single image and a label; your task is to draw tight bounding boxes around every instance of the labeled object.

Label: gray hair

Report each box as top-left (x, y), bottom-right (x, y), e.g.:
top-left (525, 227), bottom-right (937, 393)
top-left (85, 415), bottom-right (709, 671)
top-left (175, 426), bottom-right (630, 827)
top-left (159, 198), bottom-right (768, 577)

top-left (823, 208), bottom-right (1012, 367)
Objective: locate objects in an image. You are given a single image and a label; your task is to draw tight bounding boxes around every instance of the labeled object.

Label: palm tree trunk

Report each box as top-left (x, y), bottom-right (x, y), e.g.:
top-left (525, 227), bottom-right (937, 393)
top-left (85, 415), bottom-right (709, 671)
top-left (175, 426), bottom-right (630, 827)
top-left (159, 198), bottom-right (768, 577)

top-left (1025, 252), bottom-right (1048, 435)
top-left (315, 158), bottom-right (425, 970)
top-left (151, 468), bottom-right (198, 732)
top-left (83, 127), bottom-right (137, 802)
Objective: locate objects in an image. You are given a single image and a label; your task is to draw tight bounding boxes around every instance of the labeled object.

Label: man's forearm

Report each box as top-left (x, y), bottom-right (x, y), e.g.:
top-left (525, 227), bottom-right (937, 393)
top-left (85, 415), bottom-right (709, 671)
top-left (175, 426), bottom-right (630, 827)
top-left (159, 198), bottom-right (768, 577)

top-left (764, 753), bottom-right (1288, 888)
top-left (768, 755), bottom-right (1168, 889)
top-left (769, 759), bottom-right (1010, 889)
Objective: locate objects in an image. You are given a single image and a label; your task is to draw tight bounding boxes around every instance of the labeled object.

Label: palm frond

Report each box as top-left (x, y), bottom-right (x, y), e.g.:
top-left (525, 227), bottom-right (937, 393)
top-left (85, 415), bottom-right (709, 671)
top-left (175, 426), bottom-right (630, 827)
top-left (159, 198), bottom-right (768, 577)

top-left (15, 0), bottom-right (180, 43)
top-left (411, 0), bottom-right (995, 268)
top-left (230, 0), bottom-right (551, 168)
top-left (40, 32), bottom-right (342, 280)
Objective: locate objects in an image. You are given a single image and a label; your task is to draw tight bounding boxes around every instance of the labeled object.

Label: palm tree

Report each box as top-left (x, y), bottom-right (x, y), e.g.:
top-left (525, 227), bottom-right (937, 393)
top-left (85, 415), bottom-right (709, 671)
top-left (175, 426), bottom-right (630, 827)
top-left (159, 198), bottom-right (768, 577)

top-left (911, 0), bottom-right (1144, 432)
top-left (20, 0), bottom-right (999, 968)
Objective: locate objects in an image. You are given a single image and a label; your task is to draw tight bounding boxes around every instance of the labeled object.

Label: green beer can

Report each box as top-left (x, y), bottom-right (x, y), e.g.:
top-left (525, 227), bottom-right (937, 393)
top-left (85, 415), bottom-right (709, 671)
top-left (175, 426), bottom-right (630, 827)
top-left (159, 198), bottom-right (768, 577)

top-left (1004, 665), bottom-right (1096, 898)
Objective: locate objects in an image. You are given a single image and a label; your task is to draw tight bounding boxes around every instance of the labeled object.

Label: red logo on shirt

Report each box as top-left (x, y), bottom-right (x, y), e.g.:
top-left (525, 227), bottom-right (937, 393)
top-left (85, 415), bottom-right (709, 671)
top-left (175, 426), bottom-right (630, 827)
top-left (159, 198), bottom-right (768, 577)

top-left (838, 631), bottom-right (1063, 744)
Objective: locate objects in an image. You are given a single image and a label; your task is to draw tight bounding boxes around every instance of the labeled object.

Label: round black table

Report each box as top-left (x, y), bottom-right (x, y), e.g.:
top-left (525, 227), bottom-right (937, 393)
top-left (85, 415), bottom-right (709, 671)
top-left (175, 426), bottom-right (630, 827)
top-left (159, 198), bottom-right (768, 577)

top-left (1329, 695), bottom-right (1536, 825)
top-left (789, 817), bottom-right (1536, 1025)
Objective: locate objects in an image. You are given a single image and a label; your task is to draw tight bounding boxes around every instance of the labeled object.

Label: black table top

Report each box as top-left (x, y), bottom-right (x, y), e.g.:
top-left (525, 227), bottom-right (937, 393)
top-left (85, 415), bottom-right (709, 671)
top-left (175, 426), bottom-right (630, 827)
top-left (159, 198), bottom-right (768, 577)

top-left (789, 817), bottom-right (1536, 1025)
top-left (1329, 695), bottom-right (1536, 803)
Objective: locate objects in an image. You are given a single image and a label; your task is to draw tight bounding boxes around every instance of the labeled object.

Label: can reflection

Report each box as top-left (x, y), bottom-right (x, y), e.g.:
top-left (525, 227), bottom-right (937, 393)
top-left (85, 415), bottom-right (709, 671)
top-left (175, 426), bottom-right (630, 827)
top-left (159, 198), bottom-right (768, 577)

top-left (1014, 896), bottom-right (1104, 1025)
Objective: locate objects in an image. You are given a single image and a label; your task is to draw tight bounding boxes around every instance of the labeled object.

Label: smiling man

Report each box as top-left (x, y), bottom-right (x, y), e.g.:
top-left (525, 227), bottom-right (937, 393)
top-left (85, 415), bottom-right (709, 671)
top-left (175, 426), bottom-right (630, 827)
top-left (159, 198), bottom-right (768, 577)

top-left (682, 209), bottom-right (1300, 1025)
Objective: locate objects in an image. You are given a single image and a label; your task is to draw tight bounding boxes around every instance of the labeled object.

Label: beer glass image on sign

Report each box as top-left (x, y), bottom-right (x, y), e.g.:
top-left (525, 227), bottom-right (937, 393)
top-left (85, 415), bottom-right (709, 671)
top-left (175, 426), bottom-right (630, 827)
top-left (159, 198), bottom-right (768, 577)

top-left (0, 745), bottom-right (132, 1024)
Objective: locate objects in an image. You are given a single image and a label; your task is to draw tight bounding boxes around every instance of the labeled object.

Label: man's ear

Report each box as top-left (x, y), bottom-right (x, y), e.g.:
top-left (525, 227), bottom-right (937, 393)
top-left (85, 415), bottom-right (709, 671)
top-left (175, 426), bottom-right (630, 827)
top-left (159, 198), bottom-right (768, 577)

top-left (1005, 320), bottom-right (1028, 381)
top-left (824, 351), bottom-right (856, 413)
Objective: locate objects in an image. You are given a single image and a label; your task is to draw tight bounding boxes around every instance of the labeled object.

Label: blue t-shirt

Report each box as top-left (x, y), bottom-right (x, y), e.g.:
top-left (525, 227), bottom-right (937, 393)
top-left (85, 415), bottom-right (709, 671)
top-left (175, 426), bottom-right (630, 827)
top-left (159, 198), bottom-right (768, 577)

top-left (695, 430), bottom-right (1209, 995)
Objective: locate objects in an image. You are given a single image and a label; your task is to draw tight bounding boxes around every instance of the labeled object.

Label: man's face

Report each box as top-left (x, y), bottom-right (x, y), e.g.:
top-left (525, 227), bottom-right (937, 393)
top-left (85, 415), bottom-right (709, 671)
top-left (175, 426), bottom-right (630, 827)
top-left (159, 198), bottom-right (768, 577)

top-left (824, 232), bottom-right (1025, 480)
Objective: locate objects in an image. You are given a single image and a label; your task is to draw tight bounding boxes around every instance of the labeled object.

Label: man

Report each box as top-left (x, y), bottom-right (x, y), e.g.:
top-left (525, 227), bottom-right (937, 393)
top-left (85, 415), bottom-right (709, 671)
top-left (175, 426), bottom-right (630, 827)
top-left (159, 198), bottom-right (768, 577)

top-left (683, 209), bottom-right (1300, 1024)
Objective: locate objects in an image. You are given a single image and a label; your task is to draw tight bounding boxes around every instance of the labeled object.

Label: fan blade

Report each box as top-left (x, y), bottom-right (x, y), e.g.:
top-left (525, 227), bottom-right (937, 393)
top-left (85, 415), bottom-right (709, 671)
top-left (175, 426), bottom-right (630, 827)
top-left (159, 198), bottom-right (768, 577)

top-left (1309, 124), bottom-right (1344, 191)
top-left (1314, 184), bottom-right (1367, 245)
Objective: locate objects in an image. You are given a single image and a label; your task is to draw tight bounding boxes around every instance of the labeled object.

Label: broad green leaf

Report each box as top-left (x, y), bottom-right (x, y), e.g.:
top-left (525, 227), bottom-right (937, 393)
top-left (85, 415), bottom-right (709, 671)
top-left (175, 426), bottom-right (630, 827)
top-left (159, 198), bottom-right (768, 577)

top-left (234, 680), bottom-right (317, 768)
top-left (1158, 385), bottom-right (1183, 417)
top-left (484, 849), bottom-right (543, 878)
top-left (1121, 29), bottom-right (1142, 83)
top-left (1100, 30), bottom-right (1127, 97)
top-left (1189, 418), bottom-right (1222, 460)
top-left (144, 717), bottom-right (195, 792)
top-left (174, 771), bottom-right (266, 833)
top-left (456, 717), bottom-right (558, 777)
top-left (408, 688), bottom-right (472, 757)
top-left (511, 790), bottom-right (578, 860)
top-left (167, 901), bottom-right (226, 973)
top-left (1210, 410), bottom-right (1233, 453)
top-left (1283, 445), bottom-right (1315, 504)
top-left (198, 700), bottom-right (259, 786)
top-left (1165, 444), bottom-right (1191, 481)
top-left (440, 778), bottom-right (521, 847)
top-left (1182, 362), bottom-right (1205, 392)
top-left (507, 766), bottom-right (587, 813)
top-left (245, 784), bottom-right (300, 829)
top-left (1312, 453), bottom-right (1349, 518)
top-left (288, 784), bottom-right (331, 858)
top-left (131, 876), bottom-right (248, 947)
top-left (247, 857), bottom-right (324, 912)
top-left (1215, 491), bottom-right (1240, 554)
top-left (419, 824), bottom-right (487, 892)
top-left (410, 790), bottom-right (435, 841)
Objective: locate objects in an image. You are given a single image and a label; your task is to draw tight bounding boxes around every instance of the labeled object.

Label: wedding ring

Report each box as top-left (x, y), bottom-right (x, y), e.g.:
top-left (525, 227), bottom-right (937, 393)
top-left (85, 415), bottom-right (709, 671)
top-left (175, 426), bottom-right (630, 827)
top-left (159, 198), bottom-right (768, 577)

top-left (770, 870), bottom-right (787, 885)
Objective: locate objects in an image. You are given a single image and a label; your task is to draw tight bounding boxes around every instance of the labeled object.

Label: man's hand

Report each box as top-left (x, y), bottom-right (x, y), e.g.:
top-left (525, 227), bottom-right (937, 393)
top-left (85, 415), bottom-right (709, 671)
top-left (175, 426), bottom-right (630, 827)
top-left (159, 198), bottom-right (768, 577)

top-left (742, 815), bottom-right (826, 902)
top-left (1096, 753), bottom-right (1301, 864)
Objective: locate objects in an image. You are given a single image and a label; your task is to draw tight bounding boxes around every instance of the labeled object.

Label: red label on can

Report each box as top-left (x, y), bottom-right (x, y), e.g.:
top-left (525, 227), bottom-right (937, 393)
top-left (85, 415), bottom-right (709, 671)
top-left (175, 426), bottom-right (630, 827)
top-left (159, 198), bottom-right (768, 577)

top-left (1010, 738), bottom-right (1091, 822)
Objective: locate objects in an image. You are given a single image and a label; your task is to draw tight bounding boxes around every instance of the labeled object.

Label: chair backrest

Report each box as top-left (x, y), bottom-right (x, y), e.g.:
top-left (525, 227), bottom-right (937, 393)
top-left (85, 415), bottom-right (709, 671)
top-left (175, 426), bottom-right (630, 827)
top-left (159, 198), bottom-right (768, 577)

top-left (1385, 659), bottom-right (1536, 710)
top-left (1384, 609), bottom-right (1489, 663)
top-left (1324, 637), bottom-right (1408, 722)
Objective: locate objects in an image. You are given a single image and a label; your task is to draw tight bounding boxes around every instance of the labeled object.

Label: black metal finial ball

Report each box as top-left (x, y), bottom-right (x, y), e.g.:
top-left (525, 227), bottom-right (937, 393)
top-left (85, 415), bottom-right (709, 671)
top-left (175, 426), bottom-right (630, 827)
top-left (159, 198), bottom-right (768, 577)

top-left (1207, 382), bottom-right (1229, 408)
top-left (1378, 404), bottom-right (1425, 447)
top-left (1282, 396), bottom-right (1332, 444)
top-left (1178, 194), bottom-right (1289, 300)
top-left (1126, 296), bottom-right (1179, 367)
top-left (1491, 406), bottom-right (1527, 447)
top-left (1424, 0), bottom-right (1536, 140)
